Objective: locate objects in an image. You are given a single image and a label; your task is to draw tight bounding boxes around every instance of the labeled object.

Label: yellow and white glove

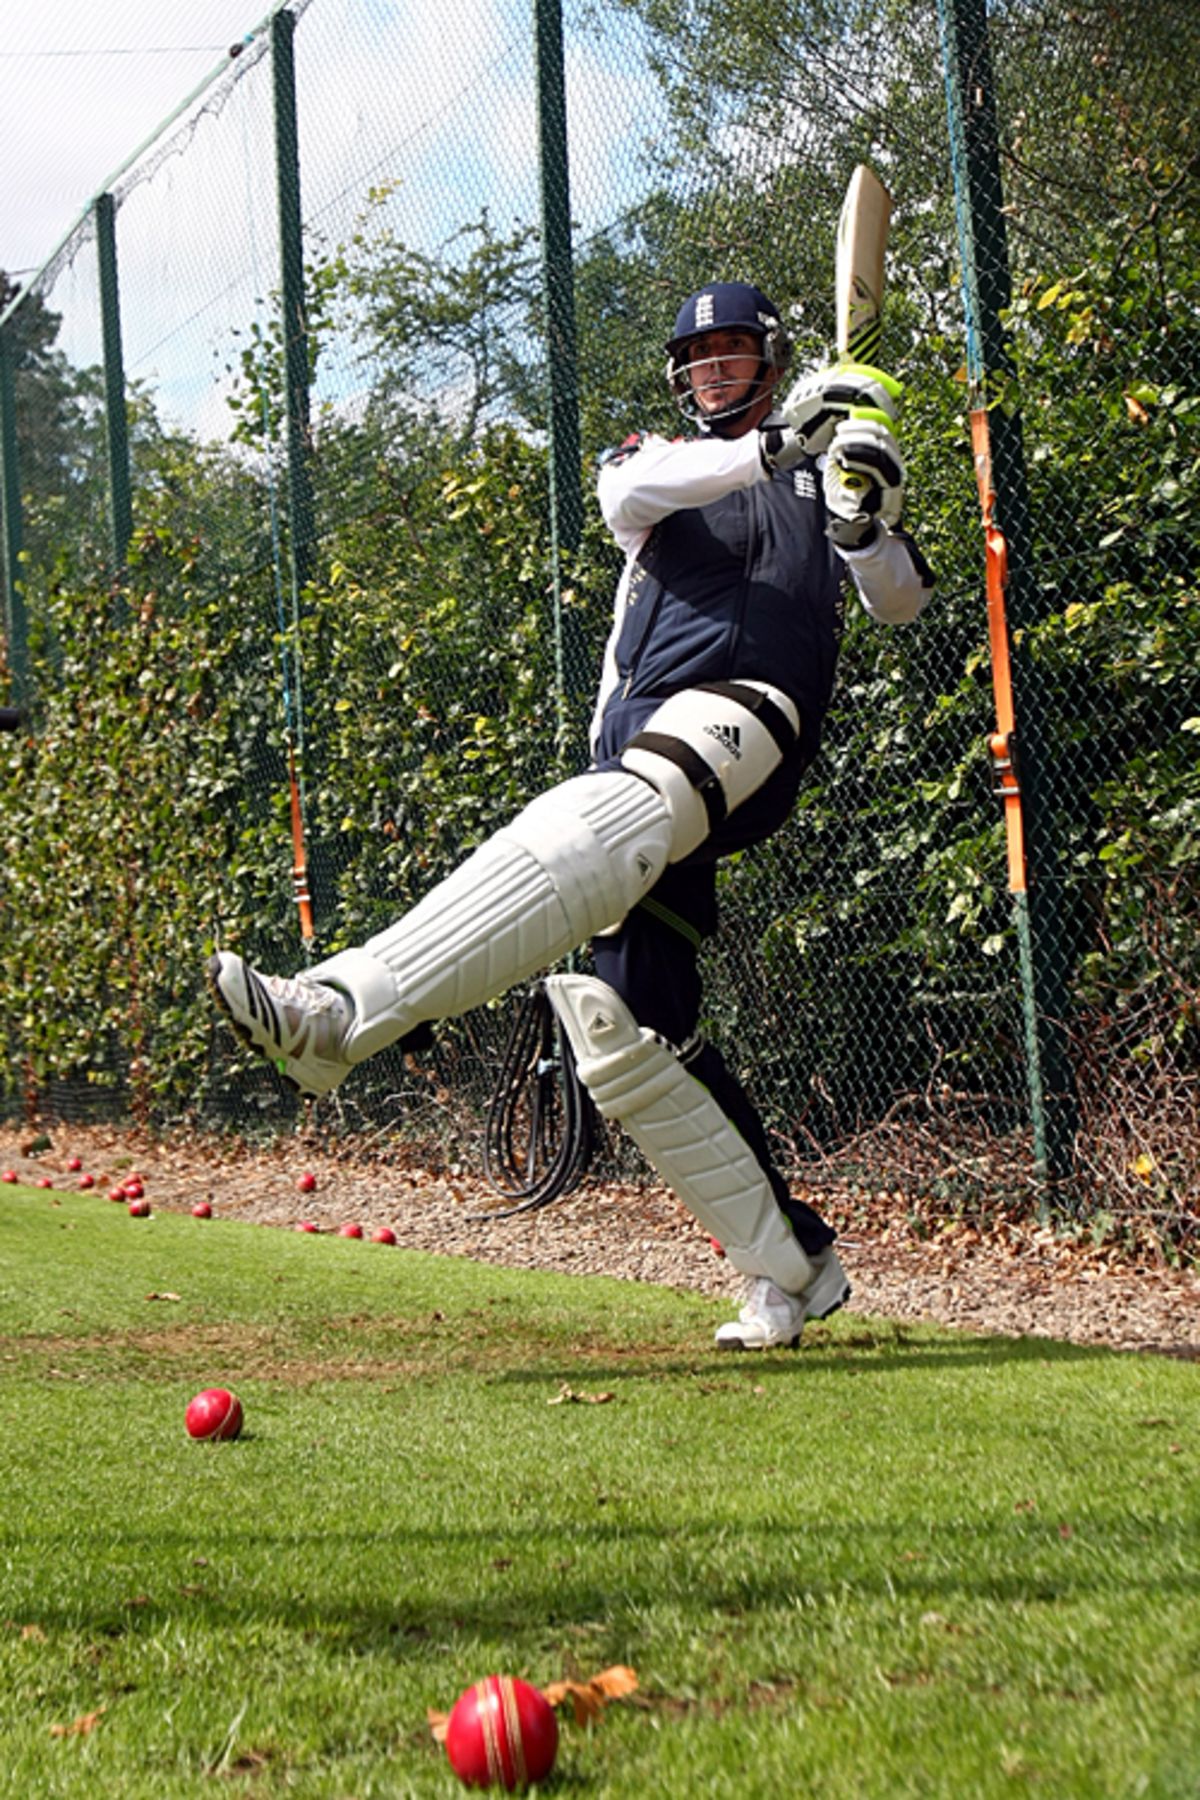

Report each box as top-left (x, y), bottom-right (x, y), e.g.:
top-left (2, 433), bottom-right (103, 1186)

top-left (823, 410), bottom-right (906, 549)
top-left (781, 362), bottom-right (901, 455)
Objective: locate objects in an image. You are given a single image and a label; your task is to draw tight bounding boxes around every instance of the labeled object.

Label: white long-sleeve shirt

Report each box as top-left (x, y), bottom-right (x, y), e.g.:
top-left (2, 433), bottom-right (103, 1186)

top-left (589, 430), bottom-right (932, 753)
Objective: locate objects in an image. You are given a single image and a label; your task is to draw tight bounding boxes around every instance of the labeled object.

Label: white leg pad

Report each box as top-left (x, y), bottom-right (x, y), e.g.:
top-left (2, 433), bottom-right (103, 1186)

top-left (546, 974), bottom-right (814, 1292)
top-left (308, 771), bottom-right (672, 1063)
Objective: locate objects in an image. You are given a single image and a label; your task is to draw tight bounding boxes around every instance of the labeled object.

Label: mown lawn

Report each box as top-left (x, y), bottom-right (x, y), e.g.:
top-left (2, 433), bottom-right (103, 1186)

top-left (1, 1184), bottom-right (1196, 1797)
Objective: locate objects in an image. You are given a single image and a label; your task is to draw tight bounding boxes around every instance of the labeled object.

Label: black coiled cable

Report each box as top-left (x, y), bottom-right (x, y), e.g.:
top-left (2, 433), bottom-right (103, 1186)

top-left (476, 983), bottom-right (595, 1218)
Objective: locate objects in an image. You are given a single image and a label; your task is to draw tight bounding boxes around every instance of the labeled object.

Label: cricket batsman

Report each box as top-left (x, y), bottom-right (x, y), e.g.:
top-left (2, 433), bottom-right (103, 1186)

top-left (210, 282), bottom-right (933, 1347)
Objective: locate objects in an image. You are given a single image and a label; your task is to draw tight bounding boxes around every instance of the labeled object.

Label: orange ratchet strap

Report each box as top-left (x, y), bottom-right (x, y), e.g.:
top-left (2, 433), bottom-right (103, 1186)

top-left (971, 406), bottom-right (1027, 896)
top-left (287, 742), bottom-right (315, 940)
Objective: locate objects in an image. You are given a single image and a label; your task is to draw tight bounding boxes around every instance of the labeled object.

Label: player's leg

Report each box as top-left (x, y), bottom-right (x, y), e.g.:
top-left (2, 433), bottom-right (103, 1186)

top-left (560, 870), bottom-right (848, 1349)
top-left (209, 680), bottom-right (799, 1096)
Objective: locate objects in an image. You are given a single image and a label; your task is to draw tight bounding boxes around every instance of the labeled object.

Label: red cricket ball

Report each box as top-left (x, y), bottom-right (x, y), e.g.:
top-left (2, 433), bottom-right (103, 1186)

top-left (79, 1173), bottom-right (96, 1190)
top-left (337, 1222), bottom-right (363, 1239)
top-left (445, 1675), bottom-right (558, 1791)
top-left (1, 1170), bottom-right (17, 1183)
top-left (296, 1220), bottom-right (319, 1233)
top-left (297, 1171), bottom-right (317, 1194)
top-left (123, 1178), bottom-right (144, 1200)
top-left (185, 1388), bottom-right (244, 1441)
top-left (128, 1197), bottom-right (152, 1217)
top-left (36, 1177), bottom-right (53, 1190)
top-left (108, 1186), bottom-right (126, 1203)
top-left (191, 1201), bottom-right (213, 1219)
top-left (66, 1156), bottom-right (83, 1173)
top-left (371, 1226), bottom-right (397, 1245)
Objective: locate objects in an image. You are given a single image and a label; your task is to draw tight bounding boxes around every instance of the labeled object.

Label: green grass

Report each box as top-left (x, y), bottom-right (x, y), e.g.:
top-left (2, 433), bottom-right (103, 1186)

top-left (0, 1185), bottom-right (1196, 1798)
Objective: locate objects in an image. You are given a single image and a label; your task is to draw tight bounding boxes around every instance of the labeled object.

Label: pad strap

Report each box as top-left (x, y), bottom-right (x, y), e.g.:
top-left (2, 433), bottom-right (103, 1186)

top-left (622, 730), bottom-right (727, 831)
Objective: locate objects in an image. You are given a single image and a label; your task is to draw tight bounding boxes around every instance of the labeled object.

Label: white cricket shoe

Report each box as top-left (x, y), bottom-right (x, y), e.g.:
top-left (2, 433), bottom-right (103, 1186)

top-left (207, 952), bottom-right (353, 1097)
top-left (714, 1249), bottom-right (851, 1350)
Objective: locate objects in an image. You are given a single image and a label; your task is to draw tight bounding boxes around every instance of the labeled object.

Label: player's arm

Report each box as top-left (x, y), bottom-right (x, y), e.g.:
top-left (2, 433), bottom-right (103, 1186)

top-left (811, 392), bottom-right (934, 623)
top-left (597, 430), bottom-right (764, 547)
top-left (839, 525), bottom-right (934, 625)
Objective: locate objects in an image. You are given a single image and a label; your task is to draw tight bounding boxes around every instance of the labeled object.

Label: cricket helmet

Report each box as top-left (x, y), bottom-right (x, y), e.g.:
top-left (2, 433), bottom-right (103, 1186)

top-left (665, 281), bottom-right (792, 431)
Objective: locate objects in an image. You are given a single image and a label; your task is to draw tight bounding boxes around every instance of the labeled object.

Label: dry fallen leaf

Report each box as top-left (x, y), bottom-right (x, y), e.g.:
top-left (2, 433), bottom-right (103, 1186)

top-left (428, 1666), bottom-right (639, 1742)
top-left (50, 1706), bottom-right (107, 1739)
top-left (543, 1665), bottom-right (639, 1725)
top-left (547, 1383), bottom-right (615, 1406)
top-left (145, 1291), bottom-right (182, 1303)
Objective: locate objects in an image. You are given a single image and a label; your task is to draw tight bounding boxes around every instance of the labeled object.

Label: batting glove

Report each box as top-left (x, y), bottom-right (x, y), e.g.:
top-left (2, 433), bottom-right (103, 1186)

top-left (779, 361), bottom-right (903, 458)
top-left (759, 412), bottom-right (811, 473)
top-left (823, 410), bottom-right (906, 549)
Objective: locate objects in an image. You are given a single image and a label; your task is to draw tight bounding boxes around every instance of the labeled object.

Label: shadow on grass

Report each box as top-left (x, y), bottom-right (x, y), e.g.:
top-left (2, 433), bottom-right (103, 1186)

top-left (492, 1323), bottom-right (1119, 1386)
top-left (9, 1504), bottom-right (1199, 1647)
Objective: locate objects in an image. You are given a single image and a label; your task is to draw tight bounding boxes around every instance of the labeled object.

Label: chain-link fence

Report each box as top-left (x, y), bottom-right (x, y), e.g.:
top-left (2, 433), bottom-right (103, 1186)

top-left (1, 0), bottom-right (1196, 1245)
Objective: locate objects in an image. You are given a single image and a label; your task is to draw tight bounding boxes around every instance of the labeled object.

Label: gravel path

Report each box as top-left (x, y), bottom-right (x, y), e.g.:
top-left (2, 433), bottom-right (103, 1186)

top-left (3, 1124), bottom-right (1196, 1359)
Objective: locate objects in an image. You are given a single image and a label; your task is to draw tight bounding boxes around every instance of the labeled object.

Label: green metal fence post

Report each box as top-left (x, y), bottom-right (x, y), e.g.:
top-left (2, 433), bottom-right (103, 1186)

top-left (96, 192), bottom-right (134, 580)
top-left (272, 7), bottom-right (315, 597)
top-left (0, 326), bottom-right (29, 705)
top-left (272, 5), bottom-right (321, 942)
top-left (938, 0), bottom-right (1077, 1192)
top-left (533, 0), bottom-right (589, 759)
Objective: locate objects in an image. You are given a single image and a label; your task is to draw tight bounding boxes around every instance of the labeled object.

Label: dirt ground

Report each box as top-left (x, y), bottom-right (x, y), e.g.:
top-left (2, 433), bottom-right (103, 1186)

top-left (2, 1120), bottom-right (1196, 1360)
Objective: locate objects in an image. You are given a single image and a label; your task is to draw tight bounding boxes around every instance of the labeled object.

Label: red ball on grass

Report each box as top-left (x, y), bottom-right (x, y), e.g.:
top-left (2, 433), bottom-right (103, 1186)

top-left (128, 1197), bottom-right (152, 1218)
top-left (185, 1388), bottom-right (243, 1441)
top-left (445, 1675), bottom-right (558, 1791)
top-left (338, 1222), bottom-right (363, 1239)
top-left (1, 1170), bottom-right (17, 1184)
top-left (371, 1226), bottom-right (397, 1245)
top-left (191, 1201), bottom-right (213, 1219)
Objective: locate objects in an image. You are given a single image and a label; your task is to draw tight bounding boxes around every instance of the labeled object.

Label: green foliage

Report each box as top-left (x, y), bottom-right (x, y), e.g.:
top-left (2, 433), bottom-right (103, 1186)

top-left (296, 423), bottom-right (572, 946)
top-left (0, 526), bottom-right (286, 1119)
top-left (0, 425), bottom-right (587, 1125)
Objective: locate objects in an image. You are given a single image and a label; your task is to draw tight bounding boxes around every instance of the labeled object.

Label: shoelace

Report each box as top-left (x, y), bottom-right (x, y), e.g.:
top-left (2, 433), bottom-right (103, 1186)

top-left (265, 971), bottom-right (342, 1016)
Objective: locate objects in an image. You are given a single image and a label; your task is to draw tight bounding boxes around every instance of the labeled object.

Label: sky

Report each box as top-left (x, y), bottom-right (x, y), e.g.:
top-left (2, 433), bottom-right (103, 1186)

top-left (1, 1), bottom-right (277, 285)
top-left (0, 0), bottom-right (665, 439)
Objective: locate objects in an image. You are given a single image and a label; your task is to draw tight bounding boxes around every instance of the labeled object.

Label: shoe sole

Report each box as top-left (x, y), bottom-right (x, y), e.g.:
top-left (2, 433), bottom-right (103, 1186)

top-left (206, 955), bottom-right (305, 1096)
top-left (715, 1331), bottom-right (802, 1352)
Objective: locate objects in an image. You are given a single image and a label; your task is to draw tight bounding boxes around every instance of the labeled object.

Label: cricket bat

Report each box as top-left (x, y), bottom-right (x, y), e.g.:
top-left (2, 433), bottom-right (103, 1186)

top-left (835, 164), bottom-right (892, 366)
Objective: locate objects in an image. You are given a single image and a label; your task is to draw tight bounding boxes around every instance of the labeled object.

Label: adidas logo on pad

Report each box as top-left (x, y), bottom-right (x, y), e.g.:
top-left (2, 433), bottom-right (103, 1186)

top-left (703, 722), bottom-right (742, 757)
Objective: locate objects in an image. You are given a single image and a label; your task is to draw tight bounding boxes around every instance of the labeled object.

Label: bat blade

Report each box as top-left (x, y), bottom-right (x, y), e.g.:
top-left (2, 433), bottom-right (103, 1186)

top-left (835, 164), bottom-right (892, 365)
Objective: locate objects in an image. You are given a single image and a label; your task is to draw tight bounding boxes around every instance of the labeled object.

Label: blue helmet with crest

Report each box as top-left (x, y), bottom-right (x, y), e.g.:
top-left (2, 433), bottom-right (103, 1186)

top-left (665, 282), bottom-right (792, 433)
